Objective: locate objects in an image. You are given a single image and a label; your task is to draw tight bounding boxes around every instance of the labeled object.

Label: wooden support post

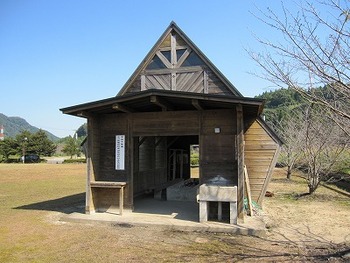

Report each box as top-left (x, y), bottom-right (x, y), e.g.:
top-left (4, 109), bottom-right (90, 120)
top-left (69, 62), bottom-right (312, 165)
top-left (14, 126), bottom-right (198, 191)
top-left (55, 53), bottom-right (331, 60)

top-left (171, 33), bottom-right (177, 67)
top-left (86, 148), bottom-right (91, 213)
top-left (127, 118), bottom-right (133, 212)
top-left (172, 151), bottom-right (176, 180)
top-left (236, 104), bottom-right (245, 221)
top-left (179, 150), bottom-right (184, 179)
top-left (119, 186), bottom-right (124, 215)
top-left (86, 116), bottom-right (95, 214)
top-left (244, 165), bottom-right (253, 216)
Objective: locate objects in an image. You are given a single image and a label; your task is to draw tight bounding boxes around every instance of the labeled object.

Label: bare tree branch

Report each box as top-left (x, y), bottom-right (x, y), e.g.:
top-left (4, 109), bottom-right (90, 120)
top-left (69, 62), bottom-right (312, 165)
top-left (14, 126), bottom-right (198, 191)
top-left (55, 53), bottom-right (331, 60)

top-left (248, 0), bottom-right (350, 135)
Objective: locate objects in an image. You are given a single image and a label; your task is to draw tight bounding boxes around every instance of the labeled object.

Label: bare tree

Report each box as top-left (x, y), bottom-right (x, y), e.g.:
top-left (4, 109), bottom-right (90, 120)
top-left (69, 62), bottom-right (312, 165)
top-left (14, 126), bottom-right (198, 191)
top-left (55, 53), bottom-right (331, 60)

top-left (300, 105), bottom-right (349, 194)
top-left (249, 0), bottom-right (350, 136)
top-left (273, 109), bottom-right (305, 179)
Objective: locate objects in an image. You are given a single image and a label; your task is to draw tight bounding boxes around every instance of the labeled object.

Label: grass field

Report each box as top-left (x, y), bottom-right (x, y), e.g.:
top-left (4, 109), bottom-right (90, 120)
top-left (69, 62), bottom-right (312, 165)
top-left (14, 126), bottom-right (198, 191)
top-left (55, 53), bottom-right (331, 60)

top-left (0, 164), bottom-right (349, 262)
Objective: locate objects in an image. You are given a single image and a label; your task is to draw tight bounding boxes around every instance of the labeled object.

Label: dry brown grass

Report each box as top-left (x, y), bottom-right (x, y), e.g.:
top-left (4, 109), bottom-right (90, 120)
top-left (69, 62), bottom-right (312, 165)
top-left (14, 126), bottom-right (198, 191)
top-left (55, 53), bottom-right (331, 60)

top-left (0, 164), bottom-right (349, 262)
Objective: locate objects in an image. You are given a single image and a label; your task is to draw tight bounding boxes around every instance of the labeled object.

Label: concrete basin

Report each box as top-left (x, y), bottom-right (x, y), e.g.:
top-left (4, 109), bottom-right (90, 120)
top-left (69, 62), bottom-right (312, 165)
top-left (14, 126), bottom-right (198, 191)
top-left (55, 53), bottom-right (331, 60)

top-left (198, 184), bottom-right (237, 202)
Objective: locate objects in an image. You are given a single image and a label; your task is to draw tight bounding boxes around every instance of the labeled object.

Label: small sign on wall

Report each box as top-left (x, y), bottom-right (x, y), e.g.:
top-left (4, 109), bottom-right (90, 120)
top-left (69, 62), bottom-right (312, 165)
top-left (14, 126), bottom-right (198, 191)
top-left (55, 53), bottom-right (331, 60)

top-left (115, 135), bottom-right (125, 170)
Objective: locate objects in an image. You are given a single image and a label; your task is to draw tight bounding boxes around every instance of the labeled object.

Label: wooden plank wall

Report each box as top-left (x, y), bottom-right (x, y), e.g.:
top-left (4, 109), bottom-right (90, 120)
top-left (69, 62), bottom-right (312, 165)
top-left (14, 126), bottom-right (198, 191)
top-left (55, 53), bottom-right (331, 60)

top-left (99, 114), bottom-right (129, 181)
top-left (125, 75), bottom-right (142, 94)
top-left (89, 113), bottom-right (133, 210)
top-left (244, 120), bottom-right (279, 204)
top-left (145, 74), bottom-right (171, 90)
top-left (88, 109), bottom-right (254, 212)
top-left (132, 111), bottom-right (200, 136)
top-left (176, 71), bottom-right (204, 93)
top-left (200, 109), bottom-right (237, 184)
top-left (207, 70), bottom-right (234, 95)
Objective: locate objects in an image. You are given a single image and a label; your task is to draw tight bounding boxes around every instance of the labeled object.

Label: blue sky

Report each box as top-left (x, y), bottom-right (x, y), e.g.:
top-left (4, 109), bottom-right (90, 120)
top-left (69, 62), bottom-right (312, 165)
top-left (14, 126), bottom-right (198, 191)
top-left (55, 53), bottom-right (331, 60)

top-left (0, 0), bottom-right (303, 138)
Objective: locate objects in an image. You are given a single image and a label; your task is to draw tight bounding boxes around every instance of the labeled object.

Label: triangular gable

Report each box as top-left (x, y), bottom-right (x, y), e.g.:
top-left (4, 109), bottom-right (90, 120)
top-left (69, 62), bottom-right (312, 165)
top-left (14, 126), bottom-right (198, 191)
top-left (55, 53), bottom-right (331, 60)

top-left (118, 22), bottom-right (242, 97)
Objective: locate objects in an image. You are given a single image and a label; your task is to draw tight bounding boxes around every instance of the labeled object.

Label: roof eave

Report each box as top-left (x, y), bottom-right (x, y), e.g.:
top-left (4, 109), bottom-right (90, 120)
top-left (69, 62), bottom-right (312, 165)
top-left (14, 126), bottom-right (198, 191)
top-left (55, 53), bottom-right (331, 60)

top-left (60, 90), bottom-right (264, 117)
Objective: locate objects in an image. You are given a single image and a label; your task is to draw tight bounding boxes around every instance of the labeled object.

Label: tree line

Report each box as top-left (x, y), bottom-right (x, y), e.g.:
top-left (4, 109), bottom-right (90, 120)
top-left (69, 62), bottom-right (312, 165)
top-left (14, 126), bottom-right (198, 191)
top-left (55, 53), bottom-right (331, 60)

top-left (0, 127), bottom-right (87, 162)
top-left (0, 130), bottom-right (56, 162)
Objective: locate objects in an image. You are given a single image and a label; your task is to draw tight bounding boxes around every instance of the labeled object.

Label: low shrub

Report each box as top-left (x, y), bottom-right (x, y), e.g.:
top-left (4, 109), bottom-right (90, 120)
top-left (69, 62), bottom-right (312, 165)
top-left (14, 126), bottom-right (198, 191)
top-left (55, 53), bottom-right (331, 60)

top-left (63, 158), bottom-right (86, 164)
top-left (6, 157), bottom-right (21, 163)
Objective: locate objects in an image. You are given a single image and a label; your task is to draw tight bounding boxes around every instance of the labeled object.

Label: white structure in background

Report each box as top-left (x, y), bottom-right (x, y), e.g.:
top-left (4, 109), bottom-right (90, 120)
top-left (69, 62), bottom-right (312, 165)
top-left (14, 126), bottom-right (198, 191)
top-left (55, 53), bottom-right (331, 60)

top-left (0, 125), bottom-right (4, 141)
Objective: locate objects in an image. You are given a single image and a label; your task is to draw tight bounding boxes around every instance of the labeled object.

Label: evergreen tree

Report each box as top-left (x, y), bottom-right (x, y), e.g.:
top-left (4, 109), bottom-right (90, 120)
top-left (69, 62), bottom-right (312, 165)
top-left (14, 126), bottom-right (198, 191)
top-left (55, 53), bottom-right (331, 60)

top-left (0, 137), bottom-right (17, 162)
top-left (62, 136), bottom-right (81, 159)
top-left (30, 129), bottom-right (56, 156)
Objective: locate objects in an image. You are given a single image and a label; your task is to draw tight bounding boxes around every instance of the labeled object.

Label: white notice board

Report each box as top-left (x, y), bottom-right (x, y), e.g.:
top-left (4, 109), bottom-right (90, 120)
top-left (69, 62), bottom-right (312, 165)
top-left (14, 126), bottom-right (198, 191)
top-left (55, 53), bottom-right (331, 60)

top-left (115, 135), bottom-right (125, 170)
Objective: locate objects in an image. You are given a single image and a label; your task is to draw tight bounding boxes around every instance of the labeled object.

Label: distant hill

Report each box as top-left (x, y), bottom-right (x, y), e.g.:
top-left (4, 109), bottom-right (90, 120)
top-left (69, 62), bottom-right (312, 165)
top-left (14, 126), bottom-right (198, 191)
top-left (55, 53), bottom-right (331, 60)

top-left (0, 113), bottom-right (60, 142)
top-left (255, 87), bottom-right (306, 123)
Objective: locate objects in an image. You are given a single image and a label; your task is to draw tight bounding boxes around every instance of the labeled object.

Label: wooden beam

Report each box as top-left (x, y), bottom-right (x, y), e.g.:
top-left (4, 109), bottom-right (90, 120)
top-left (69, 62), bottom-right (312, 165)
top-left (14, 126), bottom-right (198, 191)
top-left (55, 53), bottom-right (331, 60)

top-left (203, 71), bottom-right (209, 94)
top-left (167, 136), bottom-right (179, 148)
top-left (141, 75), bottom-right (146, 91)
top-left (159, 45), bottom-right (188, 52)
top-left (156, 51), bottom-right (172, 68)
top-left (171, 72), bottom-right (176, 91)
top-left (144, 65), bottom-right (201, 75)
top-left (171, 33), bottom-right (177, 67)
top-left (77, 111), bottom-right (88, 117)
top-left (192, 99), bottom-right (204, 110)
top-left (112, 103), bottom-right (136, 113)
top-left (155, 137), bottom-right (165, 147)
top-left (236, 104), bottom-right (245, 222)
top-left (138, 136), bottom-right (148, 147)
top-left (244, 165), bottom-right (253, 216)
top-left (257, 145), bottom-right (281, 205)
top-left (176, 48), bottom-right (191, 68)
top-left (150, 95), bottom-right (174, 111)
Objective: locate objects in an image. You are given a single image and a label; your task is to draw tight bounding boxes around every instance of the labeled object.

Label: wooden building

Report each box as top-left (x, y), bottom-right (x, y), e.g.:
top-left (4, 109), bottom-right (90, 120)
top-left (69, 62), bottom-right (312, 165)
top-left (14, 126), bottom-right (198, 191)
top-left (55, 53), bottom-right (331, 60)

top-left (61, 22), bottom-right (281, 221)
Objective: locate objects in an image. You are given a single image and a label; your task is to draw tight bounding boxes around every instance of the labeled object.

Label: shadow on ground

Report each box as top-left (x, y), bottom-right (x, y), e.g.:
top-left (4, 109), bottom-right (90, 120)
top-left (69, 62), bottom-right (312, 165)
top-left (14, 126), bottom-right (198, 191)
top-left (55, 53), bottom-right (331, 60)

top-left (14, 193), bottom-right (85, 214)
top-left (134, 195), bottom-right (199, 222)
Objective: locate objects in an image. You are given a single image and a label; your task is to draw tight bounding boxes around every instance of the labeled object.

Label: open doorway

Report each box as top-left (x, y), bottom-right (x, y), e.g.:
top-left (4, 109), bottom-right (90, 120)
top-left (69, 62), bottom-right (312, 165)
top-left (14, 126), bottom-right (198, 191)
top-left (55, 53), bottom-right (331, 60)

top-left (190, 144), bottom-right (199, 179)
top-left (132, 135), bottom-right (200, 221)
top-left (133, 135), bottom-right (199, 202)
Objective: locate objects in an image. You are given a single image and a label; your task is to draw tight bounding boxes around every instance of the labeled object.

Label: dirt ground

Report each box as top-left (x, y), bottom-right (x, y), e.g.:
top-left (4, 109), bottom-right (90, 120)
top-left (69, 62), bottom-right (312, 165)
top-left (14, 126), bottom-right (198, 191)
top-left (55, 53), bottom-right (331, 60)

top-left (48, 168), bottom-right (350, 262)
top-left (0, 164), bottom-right (349, 262)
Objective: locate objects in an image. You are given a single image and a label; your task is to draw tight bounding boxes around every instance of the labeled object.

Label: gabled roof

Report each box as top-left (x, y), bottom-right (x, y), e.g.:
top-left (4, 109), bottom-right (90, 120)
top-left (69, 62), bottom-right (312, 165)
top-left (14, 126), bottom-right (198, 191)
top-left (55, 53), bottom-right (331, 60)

top-left (117, 21), bottom-right (243, 97)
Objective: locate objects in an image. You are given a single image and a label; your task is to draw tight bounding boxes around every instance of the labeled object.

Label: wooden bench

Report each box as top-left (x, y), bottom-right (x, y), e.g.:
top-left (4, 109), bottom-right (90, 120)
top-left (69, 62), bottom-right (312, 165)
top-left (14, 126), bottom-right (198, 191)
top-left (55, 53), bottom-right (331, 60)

top-left (90, 181), bottom-right (127, 215)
